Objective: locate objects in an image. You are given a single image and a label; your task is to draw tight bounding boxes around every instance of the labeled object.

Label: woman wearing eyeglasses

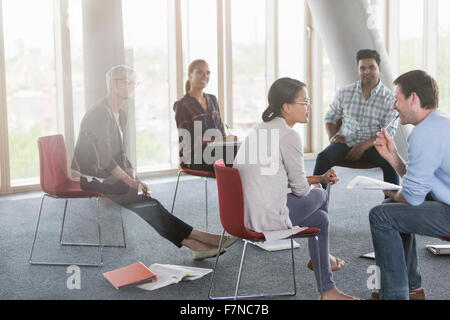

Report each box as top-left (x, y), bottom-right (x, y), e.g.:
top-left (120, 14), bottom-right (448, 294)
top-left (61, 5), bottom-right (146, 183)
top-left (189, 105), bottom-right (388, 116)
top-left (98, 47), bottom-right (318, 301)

top-left (233, 78), bottom-right (357, 300)
top-left (173, 59), bottom-right (237, 172)
top-left (73, 65), bottom-right (237, 261)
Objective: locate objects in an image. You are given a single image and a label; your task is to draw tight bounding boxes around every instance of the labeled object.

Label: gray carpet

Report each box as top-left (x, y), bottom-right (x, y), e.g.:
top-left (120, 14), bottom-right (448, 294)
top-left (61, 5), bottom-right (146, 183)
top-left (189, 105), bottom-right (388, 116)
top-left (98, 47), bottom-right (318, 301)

top-left (0, 161), bottom-right (449, 300)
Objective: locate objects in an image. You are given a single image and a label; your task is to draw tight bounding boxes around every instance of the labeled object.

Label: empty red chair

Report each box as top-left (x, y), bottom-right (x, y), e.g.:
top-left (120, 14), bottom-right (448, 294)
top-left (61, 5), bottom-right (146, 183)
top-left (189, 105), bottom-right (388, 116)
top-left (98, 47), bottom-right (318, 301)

top-left (208, 159), bottom-right (323, 300)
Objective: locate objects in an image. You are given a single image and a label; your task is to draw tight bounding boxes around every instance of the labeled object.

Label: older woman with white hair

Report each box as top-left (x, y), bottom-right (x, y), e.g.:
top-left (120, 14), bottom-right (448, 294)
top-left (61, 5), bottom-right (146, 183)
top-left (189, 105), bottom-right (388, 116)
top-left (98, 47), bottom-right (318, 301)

top-left (72, 65), bottom-right (236, 260)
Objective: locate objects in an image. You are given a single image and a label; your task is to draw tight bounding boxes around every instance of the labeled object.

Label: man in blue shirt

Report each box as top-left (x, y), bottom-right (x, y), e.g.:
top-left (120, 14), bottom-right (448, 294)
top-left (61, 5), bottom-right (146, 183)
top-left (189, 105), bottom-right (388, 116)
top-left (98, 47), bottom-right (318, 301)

top-left (370, 70), bottom-right (450, 300)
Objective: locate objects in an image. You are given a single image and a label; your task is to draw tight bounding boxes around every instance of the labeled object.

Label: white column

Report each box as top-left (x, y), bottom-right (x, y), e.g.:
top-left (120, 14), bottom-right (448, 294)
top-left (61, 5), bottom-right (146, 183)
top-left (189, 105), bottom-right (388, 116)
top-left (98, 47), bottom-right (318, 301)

top-left (266, 0), bottom-right (279, 91)
top-left (54, 0), bottom-right (75, 167)
top-left (82, 0), bottom-right (125, 108)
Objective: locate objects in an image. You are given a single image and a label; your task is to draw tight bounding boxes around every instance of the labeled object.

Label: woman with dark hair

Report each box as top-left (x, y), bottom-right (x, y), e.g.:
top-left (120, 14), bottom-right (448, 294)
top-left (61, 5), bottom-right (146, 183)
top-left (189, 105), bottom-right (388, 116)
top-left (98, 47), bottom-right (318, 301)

top-left (173, 59), bottom-right (237, 172)
top-left (233, 78), bottom-right (357, 300)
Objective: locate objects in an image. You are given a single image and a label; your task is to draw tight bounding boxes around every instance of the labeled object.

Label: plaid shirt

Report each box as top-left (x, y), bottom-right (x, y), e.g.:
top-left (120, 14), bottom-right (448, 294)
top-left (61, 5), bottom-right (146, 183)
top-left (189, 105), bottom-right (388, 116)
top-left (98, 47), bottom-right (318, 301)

top-left (324, 80), bottom-right (397, 147)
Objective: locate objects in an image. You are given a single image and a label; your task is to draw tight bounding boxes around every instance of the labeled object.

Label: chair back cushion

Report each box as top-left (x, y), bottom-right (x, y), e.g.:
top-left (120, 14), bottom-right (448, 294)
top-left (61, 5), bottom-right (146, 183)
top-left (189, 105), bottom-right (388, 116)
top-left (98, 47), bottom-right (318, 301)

top-left (213, 159), bottom-right (264, 241)
top-left (38, 135), bottom-right (71, 194)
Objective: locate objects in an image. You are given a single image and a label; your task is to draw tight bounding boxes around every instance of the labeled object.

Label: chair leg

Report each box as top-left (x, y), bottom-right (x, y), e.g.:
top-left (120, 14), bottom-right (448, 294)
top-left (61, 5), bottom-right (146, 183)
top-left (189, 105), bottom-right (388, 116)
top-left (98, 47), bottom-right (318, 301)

top-left (315, 235), bottom-right (324, 299)
top-left (208, 229), bottom-right (226, 299)
top-left (171, 170), bottom-right (209, 230)
top-left (30, 195), bottom-right (103, 267)
top-left (29, 194), bottom-right (47, 264)
top-left (170, 170), bottom-right (182, 214)
top-left (117, 206), bottom-right (126, 248)
top-left (290, 238), bottom-right (297, 296)
top-left (95, 197), bottom-right (104, 266)
top-left (205, 177), bottom-right (208, 231)
top-left (234, 240), bottom-right (249, 299)
top-left (59, 199), bottom-right (69, 243)
top-left (208, 233), bottom-right (299, 300)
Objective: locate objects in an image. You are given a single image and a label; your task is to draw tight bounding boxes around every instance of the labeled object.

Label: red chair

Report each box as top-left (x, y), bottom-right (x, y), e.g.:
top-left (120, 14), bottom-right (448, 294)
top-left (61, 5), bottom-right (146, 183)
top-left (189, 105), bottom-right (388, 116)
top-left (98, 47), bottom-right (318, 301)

top-left (29, 135), bottom-right (125, 267)
top-left (171, 163), bottom-right (215, 230)
top-left (208, 159), bottom-right (323, 300)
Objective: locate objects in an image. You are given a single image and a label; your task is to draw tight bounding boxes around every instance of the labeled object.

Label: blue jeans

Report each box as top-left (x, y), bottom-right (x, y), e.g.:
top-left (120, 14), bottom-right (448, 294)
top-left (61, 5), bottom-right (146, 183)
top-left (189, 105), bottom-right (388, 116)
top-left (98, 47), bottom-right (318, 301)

top-left (369, 200), bottom-right (450, 299)
top-left (313, 143), bottom-right (399, 189)
top-left (287, 188), bottom-right (336, 294)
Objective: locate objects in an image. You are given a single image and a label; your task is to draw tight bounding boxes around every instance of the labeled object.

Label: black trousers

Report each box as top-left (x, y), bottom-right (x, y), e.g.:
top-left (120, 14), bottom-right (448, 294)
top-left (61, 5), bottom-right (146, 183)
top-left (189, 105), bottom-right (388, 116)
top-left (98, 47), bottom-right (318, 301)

top-left (80, 177), bottom-right (193, 248)
top-left (313, 143), bottom-right (400, 189)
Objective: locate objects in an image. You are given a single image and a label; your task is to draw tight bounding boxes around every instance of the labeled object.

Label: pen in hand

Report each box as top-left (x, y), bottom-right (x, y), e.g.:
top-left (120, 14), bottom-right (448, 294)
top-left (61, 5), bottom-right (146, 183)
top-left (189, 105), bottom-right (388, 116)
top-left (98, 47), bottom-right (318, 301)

top-left (384, 114), bottom-right (399, 131)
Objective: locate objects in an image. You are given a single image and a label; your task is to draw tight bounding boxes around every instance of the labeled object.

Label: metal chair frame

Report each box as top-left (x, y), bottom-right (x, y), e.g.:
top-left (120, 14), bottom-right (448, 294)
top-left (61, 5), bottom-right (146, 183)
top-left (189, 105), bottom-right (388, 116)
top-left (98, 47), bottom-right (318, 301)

top-left (29, 193), bottom-right (126, 268)
top-left (171, 169), bottom-right (210, 231)
top-left (208, 229), bottom-right (323, 300)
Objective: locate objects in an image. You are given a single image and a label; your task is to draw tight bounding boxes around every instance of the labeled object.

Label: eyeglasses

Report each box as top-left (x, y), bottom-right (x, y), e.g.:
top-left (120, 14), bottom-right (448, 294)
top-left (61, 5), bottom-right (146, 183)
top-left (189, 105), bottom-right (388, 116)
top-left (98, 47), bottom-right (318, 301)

top-left (291, 98), bottom-right (311, 106)
top-left (116, 78), bottom-right (138, 88)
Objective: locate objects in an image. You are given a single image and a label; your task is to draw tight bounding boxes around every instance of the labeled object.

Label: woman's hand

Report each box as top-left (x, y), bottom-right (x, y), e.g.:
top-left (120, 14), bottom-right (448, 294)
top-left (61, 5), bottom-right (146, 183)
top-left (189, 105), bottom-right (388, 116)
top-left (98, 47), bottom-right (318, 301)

top-left (139, 180), bottom-right (151, 196)
top-left (125, 177), bottom-right (150, 196)
top-left (320, 169), bottom-right (339, 185)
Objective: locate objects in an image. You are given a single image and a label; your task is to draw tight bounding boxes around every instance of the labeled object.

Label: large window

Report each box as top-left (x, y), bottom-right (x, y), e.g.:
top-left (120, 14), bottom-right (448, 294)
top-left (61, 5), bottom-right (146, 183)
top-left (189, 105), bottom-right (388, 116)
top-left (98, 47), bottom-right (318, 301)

top-left (278, 0), bottom-right (308, 150)
top-left (231, 0), bottom-right (266, 135)
top-left (3, 0), bottom-right (449, 193)
top-left (397, 0), bottom-right (423, 74)
top-left (181, 0), bottom-right (218, 96)
top-left (122, 0), bottom-right (172, 173)
top-left (390, 0), bottom-right (448, 113)
top-left (278, 0), bottom-right (305, 81)
top-left (3, 0), bottom-right (58, 186)
top-left (438, 0), bottom-right (450, 114)
top-left (321, 46), bottom-right (337, 148)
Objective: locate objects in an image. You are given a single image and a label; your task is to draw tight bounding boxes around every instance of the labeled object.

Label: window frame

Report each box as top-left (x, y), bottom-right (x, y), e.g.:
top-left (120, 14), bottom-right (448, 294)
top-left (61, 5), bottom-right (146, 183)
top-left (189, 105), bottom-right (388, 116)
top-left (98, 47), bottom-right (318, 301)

top-left (5, 0), bottom-right (442, 192)
top-left (0, 0), bottom-right (73, 194)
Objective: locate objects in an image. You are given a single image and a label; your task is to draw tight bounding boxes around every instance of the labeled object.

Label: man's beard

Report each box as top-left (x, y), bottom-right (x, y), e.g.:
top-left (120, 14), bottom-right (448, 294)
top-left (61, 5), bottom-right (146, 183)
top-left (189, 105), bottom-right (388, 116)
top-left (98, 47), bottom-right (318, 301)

top-left (362, 75), bottom-right (378, 86)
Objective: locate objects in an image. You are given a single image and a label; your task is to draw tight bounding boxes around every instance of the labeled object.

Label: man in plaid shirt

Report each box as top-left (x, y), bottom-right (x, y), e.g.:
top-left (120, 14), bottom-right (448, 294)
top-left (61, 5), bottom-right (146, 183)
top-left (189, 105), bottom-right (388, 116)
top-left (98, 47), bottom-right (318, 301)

top-left (313, 49), bottom-right (399, 188)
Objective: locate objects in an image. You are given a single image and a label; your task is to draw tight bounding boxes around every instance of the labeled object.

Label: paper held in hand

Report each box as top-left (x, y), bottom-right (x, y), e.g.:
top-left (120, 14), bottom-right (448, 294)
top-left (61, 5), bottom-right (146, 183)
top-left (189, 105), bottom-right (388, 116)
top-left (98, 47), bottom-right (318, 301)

top-left (347, 175), bottom-right (402, 190)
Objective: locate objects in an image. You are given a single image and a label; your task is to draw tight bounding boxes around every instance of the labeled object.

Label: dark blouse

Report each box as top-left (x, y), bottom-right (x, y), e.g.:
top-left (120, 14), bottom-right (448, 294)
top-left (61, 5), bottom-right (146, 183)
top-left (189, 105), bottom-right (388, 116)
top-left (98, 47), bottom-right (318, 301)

top-left (72, 98), bottom-right (132, 178)
top-left (173, 93), bottom-right (225, 165)
top-left (173, 93), bottom-right (225, 136)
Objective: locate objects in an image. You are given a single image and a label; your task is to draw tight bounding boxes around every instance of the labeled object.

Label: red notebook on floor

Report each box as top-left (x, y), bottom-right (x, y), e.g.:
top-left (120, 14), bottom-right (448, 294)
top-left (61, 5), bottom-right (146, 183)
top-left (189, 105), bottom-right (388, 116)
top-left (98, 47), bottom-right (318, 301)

top-left (103, 262), bottom-right (157, 290)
